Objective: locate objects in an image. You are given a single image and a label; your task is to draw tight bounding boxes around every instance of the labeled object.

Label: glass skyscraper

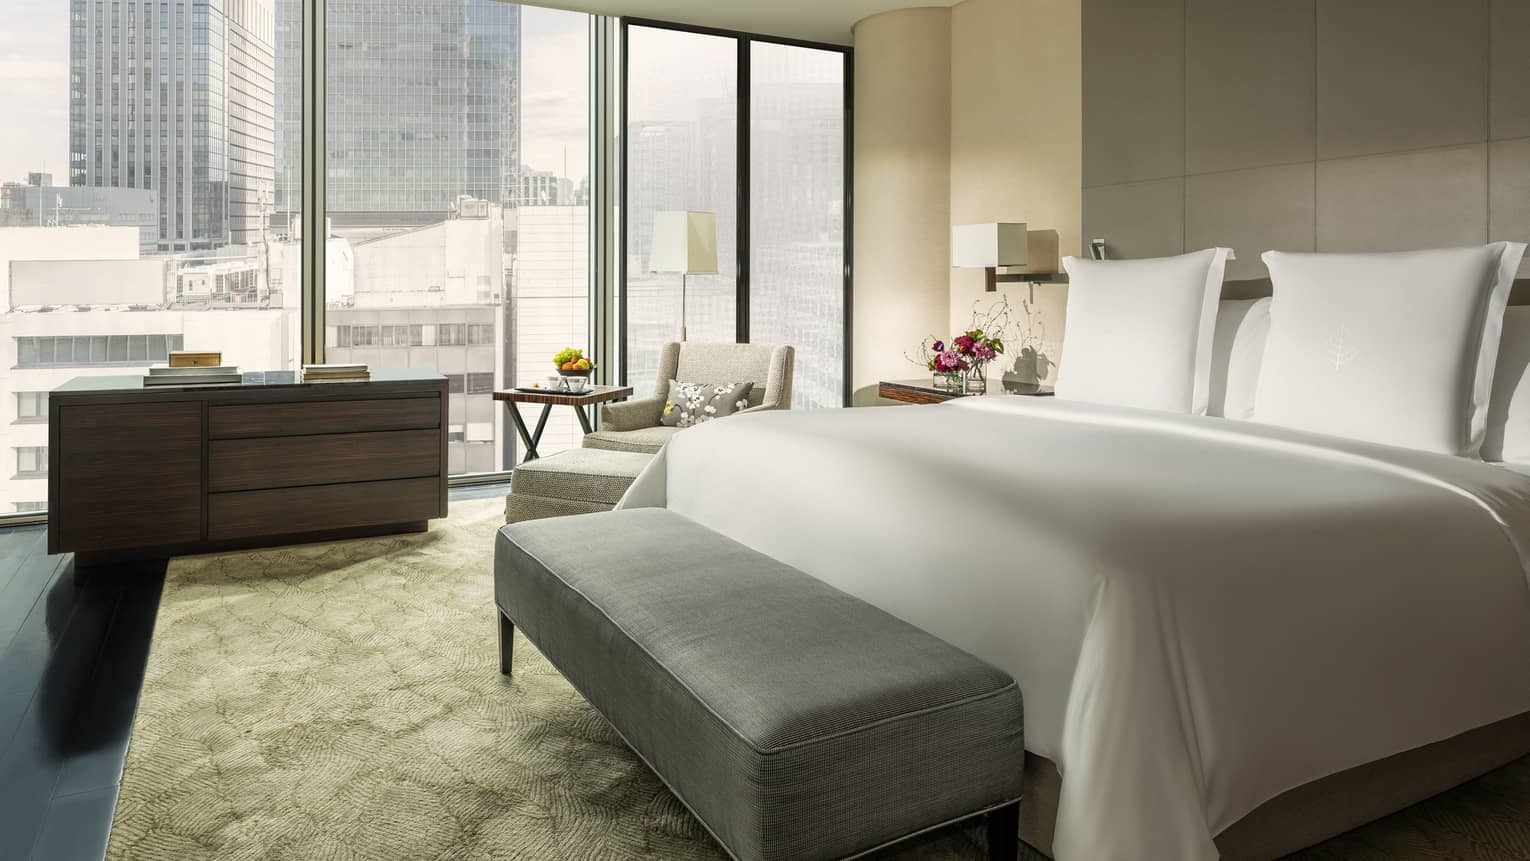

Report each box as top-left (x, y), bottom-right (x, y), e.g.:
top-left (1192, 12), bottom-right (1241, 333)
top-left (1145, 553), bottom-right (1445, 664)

top-left (70, 0), bottom-right (277, 251)
top-left (272, 0), bottom-right (521, 219)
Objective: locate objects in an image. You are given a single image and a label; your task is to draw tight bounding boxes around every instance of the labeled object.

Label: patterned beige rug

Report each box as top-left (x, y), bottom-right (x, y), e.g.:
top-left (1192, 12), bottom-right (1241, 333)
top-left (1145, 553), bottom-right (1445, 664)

top-left (107, 498), bottom-right (1530, 860)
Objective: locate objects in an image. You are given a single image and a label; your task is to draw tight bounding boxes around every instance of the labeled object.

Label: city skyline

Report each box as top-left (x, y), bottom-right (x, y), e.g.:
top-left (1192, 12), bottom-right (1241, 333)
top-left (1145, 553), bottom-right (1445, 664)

top-left (0, 0), bottom-right (591, 190)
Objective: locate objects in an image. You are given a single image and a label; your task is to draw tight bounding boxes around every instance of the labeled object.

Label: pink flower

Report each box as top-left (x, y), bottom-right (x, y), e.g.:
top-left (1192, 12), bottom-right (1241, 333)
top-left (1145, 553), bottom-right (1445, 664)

top-left (936, 350), bottom-right (967, 372)
top-left (972, 343), bottom-right (996, 362)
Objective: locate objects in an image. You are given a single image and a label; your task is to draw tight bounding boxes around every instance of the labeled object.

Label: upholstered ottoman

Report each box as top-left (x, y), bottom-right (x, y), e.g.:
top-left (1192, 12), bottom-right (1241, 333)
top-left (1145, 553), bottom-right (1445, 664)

top-left (495, 508), bottom-right (1025, 861)
top-left (503, 448), bottom-right (653, 524)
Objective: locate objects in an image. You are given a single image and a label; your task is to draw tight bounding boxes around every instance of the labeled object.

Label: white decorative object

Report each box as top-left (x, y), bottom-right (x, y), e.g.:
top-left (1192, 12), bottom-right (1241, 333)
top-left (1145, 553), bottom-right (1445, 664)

top-left (1207, 297), bottom-right (1271, 420)
top-left (1256, 243), bottom-right (1527, 457)
top-left (1484, 305), bottom-right (1530, 463)
top-left (1055, 247), bottom-right (1232, 414)
top-left (650, 211), bottom-right (719, 341)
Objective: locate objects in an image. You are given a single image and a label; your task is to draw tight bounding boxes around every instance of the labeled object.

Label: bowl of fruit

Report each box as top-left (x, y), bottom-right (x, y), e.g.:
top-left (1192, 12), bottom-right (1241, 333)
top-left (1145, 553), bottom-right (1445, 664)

top-left (554, 347), bottom-right (594, 378)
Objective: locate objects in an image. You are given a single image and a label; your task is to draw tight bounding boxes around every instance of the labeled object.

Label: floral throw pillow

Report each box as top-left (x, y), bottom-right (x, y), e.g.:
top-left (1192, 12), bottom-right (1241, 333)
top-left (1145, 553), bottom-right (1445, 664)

top-left (660, 380), bottom-right (755, 428)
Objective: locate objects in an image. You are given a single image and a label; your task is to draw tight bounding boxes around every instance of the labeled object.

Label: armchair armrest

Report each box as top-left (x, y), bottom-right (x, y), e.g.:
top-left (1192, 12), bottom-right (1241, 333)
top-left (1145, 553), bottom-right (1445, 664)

top-left (600, 396), bottom-right (665, 431)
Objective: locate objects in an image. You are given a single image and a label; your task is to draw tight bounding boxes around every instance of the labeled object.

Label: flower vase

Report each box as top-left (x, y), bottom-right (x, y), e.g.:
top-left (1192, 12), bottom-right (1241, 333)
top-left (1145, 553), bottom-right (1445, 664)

top-left (934, 372), bottom-right (964, 392)
top-left (965, 363), bottom-right (988, 394)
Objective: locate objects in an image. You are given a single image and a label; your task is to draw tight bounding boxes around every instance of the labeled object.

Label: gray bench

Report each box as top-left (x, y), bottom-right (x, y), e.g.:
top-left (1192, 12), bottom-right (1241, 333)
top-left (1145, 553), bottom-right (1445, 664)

top-left (494, 508), bottom-right (1024, 861)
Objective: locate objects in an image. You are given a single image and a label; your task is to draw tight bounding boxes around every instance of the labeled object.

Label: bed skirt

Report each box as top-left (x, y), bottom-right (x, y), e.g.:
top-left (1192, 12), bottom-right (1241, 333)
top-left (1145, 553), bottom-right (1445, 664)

top-left (1021, 710), bottom-right (1530, 860)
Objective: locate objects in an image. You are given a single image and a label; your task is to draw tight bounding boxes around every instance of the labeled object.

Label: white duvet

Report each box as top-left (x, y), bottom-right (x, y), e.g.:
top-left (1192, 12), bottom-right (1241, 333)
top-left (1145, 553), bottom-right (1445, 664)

top-left (619, 396), bottom-right (1530, 860)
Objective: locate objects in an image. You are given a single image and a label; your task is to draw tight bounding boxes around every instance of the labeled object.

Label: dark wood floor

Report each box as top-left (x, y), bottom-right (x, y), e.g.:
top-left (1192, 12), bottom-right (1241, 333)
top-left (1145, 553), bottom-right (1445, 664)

top-left (0, 482), bottom-right (508, 861)
top-left (0, 525), bottom-right (164, 861)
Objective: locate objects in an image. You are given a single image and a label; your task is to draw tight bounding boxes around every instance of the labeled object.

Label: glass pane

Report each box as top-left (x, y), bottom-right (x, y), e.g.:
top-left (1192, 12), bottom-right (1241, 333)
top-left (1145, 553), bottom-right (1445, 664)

top-left (326, 3), bottom-right (592, 472)
top-left (749, 42), bottom-right (846, 409)
top-left (510, 6), bottom-right (590, 455)
top-left (625, 25), bottom-right (738, 396)
top-left (0, 0), bottom-right (300, 513)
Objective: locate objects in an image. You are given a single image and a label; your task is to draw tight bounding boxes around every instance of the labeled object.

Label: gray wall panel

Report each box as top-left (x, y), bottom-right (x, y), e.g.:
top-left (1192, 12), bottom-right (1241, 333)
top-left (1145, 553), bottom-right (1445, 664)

top-left (1082, 0), bottom-right (1184, 187)
top-left (1186, 164), bottom-right (1316, 280)
top-left (1185, 0), bottom-right (1315, 175)
top-left (1492, 1), bottom-right (1530, 140)
top-left (1491, 138), bottom-right (1530, 277)
top-left (1315, 0), bottom-right (1488, 160)
top-left (1083, 179), bottom-right (1185, 260)
top-left (1084, 0), bottom-right (1521, 277)
top-left (1316, 145), bottom-right (1488, 252)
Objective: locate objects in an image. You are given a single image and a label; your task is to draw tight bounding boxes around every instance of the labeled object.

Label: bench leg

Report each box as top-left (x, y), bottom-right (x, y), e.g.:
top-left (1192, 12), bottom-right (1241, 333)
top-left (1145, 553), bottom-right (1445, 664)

top-left (498, 610), bottom-right (515, 676)
top-left (986, 801), bottom-right (1019, 861)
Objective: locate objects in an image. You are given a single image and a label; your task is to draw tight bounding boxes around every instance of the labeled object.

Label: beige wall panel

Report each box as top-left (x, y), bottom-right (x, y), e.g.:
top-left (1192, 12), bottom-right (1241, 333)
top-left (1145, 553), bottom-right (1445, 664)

top-left (949, 0), bottom-right (1081, 384)
top-left (1316, 0), bottom-right (1489, 160)
top-left (1186, 163), bottom-right (1316, 281)
top-left (1492, 1), bottom-right (1530, 140)
top-left (1316, 144), bottom-right (1488, 252)
top-left (1491, 138), bottom-right (1530, 277)
top-left (1083, 178), bottom-right (1186, 260)
top-left (1185, 0), bottom-right (1315, 175)
top-left (851, 7), bottom-right (953, 404)
top-left (1082, 0), bottom-right (1184, 187)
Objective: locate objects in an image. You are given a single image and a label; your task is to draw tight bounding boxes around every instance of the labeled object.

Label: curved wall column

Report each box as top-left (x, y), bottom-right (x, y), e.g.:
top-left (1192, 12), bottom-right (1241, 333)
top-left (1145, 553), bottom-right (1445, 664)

top-left (851, 7), bottom-right (953, 404)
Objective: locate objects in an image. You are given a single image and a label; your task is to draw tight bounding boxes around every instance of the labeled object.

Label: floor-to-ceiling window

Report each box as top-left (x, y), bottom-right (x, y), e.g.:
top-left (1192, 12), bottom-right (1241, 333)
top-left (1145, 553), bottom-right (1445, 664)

top-left (622, 25), bottom-right (737, 396)
top-left (322, 2), bottom-right (592, 472)
top-left (747, 41), bottom-right (847, 410)
top-left (621, 21), bottom-right (850, 405)
top-left (0, 0), bottom-right (301, 516)
top-left (0, 5), bottom-right (848, 519)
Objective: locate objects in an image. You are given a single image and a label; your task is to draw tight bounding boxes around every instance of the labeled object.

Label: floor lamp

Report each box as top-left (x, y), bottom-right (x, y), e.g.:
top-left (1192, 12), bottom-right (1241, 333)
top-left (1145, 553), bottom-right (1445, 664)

top-left (650, 211), bottom-right (718, 341)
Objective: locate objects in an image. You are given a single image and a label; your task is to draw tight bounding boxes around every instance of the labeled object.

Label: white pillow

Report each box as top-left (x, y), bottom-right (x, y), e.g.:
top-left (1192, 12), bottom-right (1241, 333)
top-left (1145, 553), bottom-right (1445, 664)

top-left (1256, 243), bottom-right (1527, 457)
top-left (1208, 298), bottom-right (1271, 420)
top-left (1058, 248), bottom-right (1231, 414)
top-left (1484, 306), bottom-right (1530, 463)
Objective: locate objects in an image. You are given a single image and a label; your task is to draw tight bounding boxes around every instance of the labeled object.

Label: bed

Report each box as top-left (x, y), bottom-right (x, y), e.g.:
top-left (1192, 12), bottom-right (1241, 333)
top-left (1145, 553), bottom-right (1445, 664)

top-left (618, 394), bottom-right (1530, 860)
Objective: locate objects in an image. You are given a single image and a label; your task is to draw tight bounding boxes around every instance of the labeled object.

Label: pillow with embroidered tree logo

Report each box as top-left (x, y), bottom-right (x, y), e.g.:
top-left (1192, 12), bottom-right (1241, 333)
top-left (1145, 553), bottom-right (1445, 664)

top-left (660, 380), bottom-right (755, 428)
top-left (1256, 243), bottom-right (1526, 457)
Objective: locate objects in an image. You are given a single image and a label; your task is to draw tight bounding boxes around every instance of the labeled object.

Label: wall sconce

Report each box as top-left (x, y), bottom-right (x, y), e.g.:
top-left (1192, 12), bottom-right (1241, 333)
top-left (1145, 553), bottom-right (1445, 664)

top-left (952, 222), bottom-right (1067, 292)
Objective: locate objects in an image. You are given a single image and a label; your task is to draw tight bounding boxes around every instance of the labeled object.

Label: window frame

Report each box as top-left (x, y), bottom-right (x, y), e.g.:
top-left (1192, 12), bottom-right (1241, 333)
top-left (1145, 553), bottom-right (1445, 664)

top-left (617, 18), bottom-right (853, 406)
top-left (6, 8), bottom-right (852, 524)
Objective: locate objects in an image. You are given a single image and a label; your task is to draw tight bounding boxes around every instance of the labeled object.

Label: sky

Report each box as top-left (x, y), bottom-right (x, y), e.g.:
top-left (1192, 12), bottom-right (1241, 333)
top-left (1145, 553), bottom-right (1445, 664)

top-left (0, 0), bottom-right (71, 182)
top-left (0, 2), bottom-right (592, 186)
top-left (518, 6), bottom-right (591, 182)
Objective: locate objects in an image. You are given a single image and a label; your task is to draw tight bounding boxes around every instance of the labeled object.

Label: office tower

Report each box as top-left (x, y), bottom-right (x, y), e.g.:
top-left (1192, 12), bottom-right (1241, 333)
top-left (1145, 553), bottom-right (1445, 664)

top-left (69, 0), bottom-right (276, 251)
top-left (272, 0), bottom-right (521, 219)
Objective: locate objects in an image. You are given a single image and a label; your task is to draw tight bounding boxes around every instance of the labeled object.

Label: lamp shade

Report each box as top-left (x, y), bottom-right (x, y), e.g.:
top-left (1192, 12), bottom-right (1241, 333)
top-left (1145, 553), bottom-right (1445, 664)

top-left (952, 222), bottom-right (1028, 268)
top-left (650, 211), bottom-right (719, 274)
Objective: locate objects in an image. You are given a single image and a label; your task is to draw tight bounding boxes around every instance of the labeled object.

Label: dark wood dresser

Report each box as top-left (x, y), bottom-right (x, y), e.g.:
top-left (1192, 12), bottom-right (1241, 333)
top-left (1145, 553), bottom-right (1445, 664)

top-left (48, 369), bottom-right (448, 564)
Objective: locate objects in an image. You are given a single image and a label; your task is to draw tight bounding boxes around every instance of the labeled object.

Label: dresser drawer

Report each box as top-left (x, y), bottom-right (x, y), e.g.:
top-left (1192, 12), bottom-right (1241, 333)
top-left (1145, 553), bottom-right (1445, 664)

top-left (209, 429), bottom-right (440, 492)
top-left (51, 402), bottom-right (203, 553)
top-left (209, 396), bottom-right (440, 439)
top-left (207, 477), bottom-right (442, 542)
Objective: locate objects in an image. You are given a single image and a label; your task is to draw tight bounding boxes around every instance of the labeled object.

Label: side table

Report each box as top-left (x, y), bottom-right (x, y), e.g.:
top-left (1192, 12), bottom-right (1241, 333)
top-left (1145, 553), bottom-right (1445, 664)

top-left (494, 385), bottom-right (634, 463)
top-left (878, 378), bottom-right (1055, 405)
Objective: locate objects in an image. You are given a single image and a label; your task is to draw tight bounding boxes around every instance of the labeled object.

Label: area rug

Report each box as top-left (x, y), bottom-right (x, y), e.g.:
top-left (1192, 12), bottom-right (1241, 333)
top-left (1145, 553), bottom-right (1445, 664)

top-left (107, 499), bottom-right (1530, 860)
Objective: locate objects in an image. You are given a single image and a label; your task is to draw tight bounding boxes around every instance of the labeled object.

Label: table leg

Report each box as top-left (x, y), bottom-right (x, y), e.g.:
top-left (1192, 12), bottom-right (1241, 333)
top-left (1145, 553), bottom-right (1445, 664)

top-left (574, 402), bottom-right (594, 435)
top-left (506, 402), bottom-right (541, 462)
top-left (531, 404), bottom-right (552, 453)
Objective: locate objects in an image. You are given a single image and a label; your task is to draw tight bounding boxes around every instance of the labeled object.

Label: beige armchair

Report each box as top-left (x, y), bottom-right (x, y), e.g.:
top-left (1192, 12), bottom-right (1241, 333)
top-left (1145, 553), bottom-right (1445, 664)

top-left (583, 341), bottom-right (795, 455)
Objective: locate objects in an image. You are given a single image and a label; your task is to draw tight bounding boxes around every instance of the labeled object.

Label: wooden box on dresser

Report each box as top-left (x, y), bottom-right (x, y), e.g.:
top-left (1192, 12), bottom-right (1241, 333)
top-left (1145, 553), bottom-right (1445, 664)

top-left (47, 369), bottom-right (448, 565)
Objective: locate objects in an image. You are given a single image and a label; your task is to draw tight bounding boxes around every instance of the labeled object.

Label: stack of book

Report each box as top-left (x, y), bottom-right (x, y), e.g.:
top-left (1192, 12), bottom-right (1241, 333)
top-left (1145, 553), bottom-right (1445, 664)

top-left (144, 351), bottom-right (241, 386)
top-left (302, 363), bottom-right (370, 383)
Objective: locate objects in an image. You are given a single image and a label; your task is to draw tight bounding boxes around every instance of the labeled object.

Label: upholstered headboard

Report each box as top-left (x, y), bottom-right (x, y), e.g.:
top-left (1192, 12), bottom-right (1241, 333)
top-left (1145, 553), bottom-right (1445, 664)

top-left (1219, 279), bottom-right (1530, 306)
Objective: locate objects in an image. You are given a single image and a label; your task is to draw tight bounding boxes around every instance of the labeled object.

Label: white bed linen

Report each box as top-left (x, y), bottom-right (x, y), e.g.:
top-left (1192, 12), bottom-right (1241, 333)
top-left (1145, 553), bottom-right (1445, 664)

top-left (619, 398), bottom-right (1530, 861)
